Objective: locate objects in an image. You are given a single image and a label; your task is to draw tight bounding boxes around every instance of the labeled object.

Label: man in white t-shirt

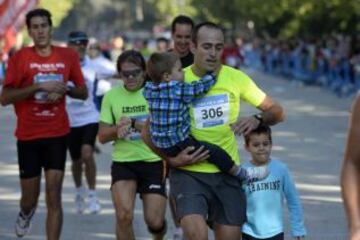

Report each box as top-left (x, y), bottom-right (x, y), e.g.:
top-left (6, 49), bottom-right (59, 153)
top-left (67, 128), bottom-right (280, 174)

top-left (67, 31), bottom-right (101, 214)
top-left (87, 38), bottom-right (117, 111)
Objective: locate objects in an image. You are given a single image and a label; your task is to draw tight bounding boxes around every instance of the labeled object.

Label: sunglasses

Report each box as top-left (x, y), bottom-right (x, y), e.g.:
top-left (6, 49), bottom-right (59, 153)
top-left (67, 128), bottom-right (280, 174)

top-left (69, 40), bottom-right (88, 46)
top-left (121, 69), bottom-right (142, 78)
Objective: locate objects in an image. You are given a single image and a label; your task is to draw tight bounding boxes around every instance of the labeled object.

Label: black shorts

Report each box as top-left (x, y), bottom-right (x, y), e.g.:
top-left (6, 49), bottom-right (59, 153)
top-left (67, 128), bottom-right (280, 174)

top-left (242, 232), bottom-right (284, 240)
top-left (111, 161), bottom-right (166, 197)
top-left (67, 123), bottom-right (98, 160)
top-left (17, 135), bottom-right (67, 179)
top-left (170, 168), bottom-right (246, 226)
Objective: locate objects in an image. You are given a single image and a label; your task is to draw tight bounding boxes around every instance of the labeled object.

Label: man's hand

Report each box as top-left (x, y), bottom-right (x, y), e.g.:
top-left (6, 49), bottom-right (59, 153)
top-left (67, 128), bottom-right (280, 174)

top-left (47, 92), bottom-right (63, 103)
top-left (116, 124), bottom-right (130, 138)
top-left (168, 145), bottom-right (210, 167)
top-left (116, 117), bottom-right (131, 139)
top-left (119, 116), bottom-right (131, 126)
top-left (39, 81), bottom-right (67, 94)
top-left (230, 116), bottom-right (260, 136)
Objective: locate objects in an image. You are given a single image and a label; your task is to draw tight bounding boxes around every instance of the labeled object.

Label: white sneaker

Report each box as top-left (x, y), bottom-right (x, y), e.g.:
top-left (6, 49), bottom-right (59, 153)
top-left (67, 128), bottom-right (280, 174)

top-left (88, 195), bottom-right (101, 214)
top-left (172, 227), bottom-right (185, 240)
top-left (15, 208), bottom-right (35, 238)
top-left (245, 165), bottom-right (269, 183)
top-left (75, 193), bottom-right (85, 214)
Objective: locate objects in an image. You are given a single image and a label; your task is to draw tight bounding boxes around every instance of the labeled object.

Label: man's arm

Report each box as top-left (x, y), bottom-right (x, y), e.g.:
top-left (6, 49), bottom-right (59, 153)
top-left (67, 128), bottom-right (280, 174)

top-left (257, 95), bottom-right (285, 125)
top-left (231, 95), bottom-right (285, 135)
top-left (98, 122), bottom-right (118, 144)
top-left (141, 119), bottom-right (209, 167)
top-left (341, 94), bottom-right (360, 239)
top-left (0, 81), bottom-right (67, 106)
top-left (67, 85), bottom-right (88, 100)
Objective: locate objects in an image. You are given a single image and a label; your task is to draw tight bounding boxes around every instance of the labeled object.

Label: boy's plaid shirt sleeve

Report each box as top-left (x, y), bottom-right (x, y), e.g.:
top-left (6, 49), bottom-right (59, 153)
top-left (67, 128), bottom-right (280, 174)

top-left (180, 73), bottom-right (216, 103)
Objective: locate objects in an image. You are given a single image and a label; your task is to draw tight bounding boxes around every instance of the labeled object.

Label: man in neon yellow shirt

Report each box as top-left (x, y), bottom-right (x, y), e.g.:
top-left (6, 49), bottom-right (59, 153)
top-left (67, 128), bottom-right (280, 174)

top-left (142, 22), bottom-right (285, 240)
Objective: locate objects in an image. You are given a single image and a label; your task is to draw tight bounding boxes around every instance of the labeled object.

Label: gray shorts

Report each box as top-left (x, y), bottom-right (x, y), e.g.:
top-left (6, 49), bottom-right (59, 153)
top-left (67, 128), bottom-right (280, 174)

top-left (169, 168), bottom-right (246, 226)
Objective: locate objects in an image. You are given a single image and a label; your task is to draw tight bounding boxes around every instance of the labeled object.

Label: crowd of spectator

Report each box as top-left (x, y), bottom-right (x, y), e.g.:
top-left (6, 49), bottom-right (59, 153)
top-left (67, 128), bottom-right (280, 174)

top-left (228, 34), bottom-right (360, 98)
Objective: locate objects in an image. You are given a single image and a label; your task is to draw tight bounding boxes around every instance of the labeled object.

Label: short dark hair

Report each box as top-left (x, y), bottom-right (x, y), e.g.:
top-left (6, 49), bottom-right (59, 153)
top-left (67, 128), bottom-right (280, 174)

top-left (116, 50), bottom-right (146, 73)
top-left (156, 37), bottom-right (169, 44)
top-left (171, 15), bottom-right (194, 33)
top-left (26, 8), bottom-right (52, 28)
top-left (244, 124), bottom-right (272, 146)
top-left (147, 52), bottom-right (179, 84)
top-left (192, 21), bottom-right (224, 44)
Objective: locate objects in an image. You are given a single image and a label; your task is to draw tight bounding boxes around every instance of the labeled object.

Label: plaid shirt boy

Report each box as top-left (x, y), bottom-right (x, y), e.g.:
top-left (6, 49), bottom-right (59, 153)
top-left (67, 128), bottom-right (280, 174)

top-left (143, 73), bottom-right (216, 148)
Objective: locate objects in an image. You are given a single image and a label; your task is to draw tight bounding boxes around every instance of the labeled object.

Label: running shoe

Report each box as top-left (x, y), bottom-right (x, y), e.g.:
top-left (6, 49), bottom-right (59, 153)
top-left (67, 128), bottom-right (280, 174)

top-left (237, 165), bottom-right (269, 183)
top-left (244, 165), bottom-right (269, 183)
top-left (88, 195), bottom-right (101, 214)
top-left (15, 208), bottom-right (35, 238)
top-left (172, 227), bottom-right (185, 240)
top-left (75, 193), bottom-right (85, 214)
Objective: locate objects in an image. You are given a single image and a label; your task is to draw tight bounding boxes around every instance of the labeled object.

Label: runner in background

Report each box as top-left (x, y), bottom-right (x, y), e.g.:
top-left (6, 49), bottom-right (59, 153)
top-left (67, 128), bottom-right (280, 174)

top-left (0, 8), bottom-right (87, 239)
top-left (156, 37), bottom-right (170, 53)
top-left (66, 31), bottom-right (101, 214)
top-left (168, 15), bottom-right (195, 240)
top-left (87, 38), bottom-right (117, 111)
top-left (170, 15), bottom-right (194, 68)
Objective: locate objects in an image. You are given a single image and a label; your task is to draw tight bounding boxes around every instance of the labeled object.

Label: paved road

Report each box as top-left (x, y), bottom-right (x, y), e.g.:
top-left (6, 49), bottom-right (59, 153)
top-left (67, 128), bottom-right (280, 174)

top-left (0, 69), bottom-right (353, 239)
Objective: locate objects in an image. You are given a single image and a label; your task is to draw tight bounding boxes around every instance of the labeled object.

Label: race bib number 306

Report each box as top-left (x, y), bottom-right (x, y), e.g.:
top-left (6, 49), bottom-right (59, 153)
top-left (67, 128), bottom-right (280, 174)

top-left (193, 94), bottom-right (229, 129)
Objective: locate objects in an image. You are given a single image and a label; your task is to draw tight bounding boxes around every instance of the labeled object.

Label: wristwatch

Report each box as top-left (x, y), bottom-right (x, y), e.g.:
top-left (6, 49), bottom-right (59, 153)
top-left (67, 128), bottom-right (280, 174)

top-left (253, 113), bottom-right (263, 125)
top-left (131, 118), bottom-right (136, 129)
top-left (66, 86), bottom-right (73, 95)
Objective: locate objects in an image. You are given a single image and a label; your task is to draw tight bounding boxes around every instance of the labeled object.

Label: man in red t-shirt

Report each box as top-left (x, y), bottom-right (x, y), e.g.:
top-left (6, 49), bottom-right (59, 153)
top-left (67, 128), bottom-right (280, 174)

top-left (0, 8), bottom-right (87, 239)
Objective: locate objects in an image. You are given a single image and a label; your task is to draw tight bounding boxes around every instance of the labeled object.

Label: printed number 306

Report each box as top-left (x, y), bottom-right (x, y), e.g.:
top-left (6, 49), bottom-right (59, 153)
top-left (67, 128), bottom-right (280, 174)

top-left (201, 107), bottom-right (223, 120)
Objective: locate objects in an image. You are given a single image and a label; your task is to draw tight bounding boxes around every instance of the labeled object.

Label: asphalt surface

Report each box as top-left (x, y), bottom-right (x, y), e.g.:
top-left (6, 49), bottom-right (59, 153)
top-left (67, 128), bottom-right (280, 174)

top-left (0, 68), bottom-right (354, 239)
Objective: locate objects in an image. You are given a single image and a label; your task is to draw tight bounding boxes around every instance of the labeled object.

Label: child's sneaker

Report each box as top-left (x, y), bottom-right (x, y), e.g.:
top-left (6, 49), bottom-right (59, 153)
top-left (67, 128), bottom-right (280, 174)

top-left (237, 165), bottom-right (269, 183)
top-left (88, 195), bottom-right (101, 214)
top-left (172, 227), bottom-right (185, 240)
top-left (15, 208), bottom-right (35, 238)
top-left (75, 193), bottom-right (85, 214)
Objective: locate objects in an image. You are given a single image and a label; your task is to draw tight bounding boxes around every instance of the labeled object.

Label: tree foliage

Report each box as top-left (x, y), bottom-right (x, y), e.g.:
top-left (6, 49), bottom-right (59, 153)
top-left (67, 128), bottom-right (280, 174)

top-left (52, 0), bottom-right (359, 40)
top-left (38, 0), bottom-right (76, 28)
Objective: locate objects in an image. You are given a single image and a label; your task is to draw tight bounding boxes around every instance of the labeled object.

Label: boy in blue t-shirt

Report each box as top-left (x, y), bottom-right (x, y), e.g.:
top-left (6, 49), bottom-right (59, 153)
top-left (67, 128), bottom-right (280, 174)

top-left (242, 125), bottom-right (306, 240)
top-left (144, 52), bottom-right (268, 182)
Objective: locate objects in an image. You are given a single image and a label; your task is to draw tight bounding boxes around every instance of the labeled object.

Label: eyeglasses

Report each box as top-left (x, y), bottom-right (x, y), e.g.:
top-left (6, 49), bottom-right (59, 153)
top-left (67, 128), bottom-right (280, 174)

top-left (121, 69), bottom-right (142, 78)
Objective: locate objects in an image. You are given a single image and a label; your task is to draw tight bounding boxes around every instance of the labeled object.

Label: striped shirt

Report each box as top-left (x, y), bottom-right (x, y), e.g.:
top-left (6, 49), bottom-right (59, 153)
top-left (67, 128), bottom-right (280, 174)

top-left (143, 73), bottom-right (216, 148)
